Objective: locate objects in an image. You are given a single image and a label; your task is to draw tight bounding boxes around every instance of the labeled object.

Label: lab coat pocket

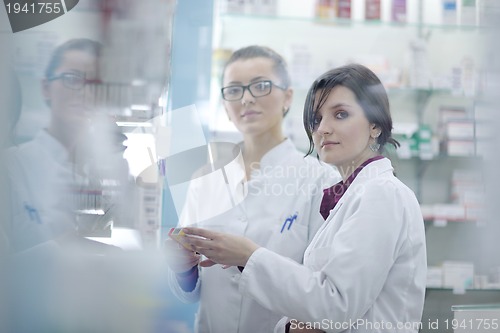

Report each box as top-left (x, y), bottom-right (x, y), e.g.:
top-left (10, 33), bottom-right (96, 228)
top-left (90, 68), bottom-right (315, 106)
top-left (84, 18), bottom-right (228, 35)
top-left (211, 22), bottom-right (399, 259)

top-left (266, 223), bottom-right (308, 263)
top-left (305, 246), bottom-right (332, 271)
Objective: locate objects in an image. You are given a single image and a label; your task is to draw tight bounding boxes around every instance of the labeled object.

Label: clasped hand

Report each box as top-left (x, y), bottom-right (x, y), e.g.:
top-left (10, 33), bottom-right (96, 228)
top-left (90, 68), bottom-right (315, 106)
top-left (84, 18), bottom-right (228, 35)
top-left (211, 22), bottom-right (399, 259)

top-left (181, 227), bottom-right (260, 268)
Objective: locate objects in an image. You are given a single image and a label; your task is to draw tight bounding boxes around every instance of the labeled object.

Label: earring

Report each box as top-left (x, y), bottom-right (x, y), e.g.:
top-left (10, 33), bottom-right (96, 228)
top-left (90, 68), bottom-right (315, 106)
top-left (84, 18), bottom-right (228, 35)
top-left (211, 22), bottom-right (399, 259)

top-left (369, 132), bottom-right (381, 152)
top-left (283, 106), bottom-right (289, 115)
top-left (369, 140), bottom-right (380, 152)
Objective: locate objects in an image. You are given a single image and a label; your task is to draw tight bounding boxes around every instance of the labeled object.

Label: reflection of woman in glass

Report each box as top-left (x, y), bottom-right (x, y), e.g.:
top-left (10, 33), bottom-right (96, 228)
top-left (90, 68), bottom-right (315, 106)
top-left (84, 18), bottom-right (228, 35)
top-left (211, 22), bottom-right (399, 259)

top-left (6, 39), bottom-right (126, 252)
top-left (182, 64), bottom-right (427, 333)
top-left (165, 46), bottom-right (337, 333)
top-left (5, 39), bottom-right (102, 251)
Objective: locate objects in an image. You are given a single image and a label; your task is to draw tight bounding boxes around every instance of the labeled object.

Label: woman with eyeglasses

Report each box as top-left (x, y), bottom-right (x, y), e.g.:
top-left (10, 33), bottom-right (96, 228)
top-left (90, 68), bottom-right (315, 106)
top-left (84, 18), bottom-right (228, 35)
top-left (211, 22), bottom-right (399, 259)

top-left (5, 39), bottom-right (127, 252)
top-left (177, 64), bottom-right (427, 333)
top-left (166, 46), bottom-right (339, 333)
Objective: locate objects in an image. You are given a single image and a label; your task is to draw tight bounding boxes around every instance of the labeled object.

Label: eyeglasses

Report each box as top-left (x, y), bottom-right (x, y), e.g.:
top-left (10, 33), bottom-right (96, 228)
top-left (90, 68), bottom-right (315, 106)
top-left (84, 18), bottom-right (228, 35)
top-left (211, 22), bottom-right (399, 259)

top-left (221, 80), bottom-right (286, 101)
top-left (47, 72), bottom-right (102, 90)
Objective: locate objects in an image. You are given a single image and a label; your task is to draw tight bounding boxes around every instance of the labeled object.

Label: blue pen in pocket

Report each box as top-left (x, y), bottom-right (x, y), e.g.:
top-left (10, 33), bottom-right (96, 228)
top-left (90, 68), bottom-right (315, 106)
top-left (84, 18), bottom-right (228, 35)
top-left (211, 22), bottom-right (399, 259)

top-left (24, 203), bottom-right (41, 224)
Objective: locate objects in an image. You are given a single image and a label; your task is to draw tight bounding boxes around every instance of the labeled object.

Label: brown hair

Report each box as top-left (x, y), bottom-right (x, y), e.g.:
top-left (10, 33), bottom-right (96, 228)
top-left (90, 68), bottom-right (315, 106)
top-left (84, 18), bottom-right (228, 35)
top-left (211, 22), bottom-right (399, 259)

top-left (221, 45), bottom-right (291, 89)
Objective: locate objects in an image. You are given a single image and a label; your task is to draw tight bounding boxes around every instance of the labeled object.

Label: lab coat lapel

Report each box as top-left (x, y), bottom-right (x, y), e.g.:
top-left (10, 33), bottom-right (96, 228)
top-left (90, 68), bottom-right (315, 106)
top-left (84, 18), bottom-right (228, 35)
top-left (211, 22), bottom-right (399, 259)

top-left (323, 158), bottom-right (393, 225)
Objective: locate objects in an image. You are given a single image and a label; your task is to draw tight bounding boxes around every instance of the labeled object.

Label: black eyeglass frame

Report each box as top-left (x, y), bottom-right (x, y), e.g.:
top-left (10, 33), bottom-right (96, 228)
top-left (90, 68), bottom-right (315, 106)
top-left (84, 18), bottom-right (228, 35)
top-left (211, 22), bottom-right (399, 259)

top-left (46, 72), bottom-right (102, 90)
top-left (220, 80), bottom-right (287, 101)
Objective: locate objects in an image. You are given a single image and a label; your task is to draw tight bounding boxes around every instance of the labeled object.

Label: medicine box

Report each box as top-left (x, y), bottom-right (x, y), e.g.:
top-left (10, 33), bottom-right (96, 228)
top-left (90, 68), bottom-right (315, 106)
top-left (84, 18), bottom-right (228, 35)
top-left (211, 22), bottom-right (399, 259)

top-left (442, 261), bottom-right (474, 290)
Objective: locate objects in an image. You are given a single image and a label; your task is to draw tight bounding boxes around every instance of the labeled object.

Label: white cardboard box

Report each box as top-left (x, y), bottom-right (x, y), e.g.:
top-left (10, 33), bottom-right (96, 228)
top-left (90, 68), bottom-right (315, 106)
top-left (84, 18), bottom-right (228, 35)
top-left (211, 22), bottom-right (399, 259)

top-left (427, 266), bottom-right (443, 288)
top-left (443, 261), bottom-right (474, 290)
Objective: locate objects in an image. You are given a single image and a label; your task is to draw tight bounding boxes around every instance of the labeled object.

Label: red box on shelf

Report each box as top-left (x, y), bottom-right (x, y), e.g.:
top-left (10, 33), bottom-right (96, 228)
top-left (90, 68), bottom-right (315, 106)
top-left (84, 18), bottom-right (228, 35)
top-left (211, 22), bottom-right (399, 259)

top-left (365, 0), bottom-right (381, 20)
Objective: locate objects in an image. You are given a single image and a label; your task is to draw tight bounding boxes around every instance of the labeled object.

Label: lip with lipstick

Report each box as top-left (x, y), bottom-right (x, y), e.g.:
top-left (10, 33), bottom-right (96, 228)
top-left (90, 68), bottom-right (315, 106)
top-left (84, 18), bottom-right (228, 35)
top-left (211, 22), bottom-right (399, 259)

top-left (321, 140), bottom-right (339, 148)
top-left (241, 110), bottom-right (262, 118)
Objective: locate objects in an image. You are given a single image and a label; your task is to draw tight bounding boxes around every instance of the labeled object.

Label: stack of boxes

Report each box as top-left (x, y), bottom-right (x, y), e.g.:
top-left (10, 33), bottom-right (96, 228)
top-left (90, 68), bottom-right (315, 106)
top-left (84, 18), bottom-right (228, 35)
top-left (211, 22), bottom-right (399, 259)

top-left (425, 168), bottom-right (487, 291)
top-left (428, 263), bottom-right (500, 291)
top-left (438, 106), bottom-right (476, 157)
top-left (392, 123), bottom-right (437, 160)
top-left (420, 169), bottom-right (483, 223)
top-left (426, 262), bottom-right (474, 292)
top-left (451, 169), bottom-right (485, 221)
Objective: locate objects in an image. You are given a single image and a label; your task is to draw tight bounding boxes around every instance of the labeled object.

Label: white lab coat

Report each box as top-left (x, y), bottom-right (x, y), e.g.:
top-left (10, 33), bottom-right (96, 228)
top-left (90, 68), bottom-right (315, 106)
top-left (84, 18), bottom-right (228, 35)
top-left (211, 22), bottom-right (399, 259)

top-left (169, 139), bottom-right (339, 333)
top-left (6, 128), bottom-right (133, 252)
top-left (6, 130), bottom-right (77, 251)
top-left (238, 158), bottom-right (427, 333)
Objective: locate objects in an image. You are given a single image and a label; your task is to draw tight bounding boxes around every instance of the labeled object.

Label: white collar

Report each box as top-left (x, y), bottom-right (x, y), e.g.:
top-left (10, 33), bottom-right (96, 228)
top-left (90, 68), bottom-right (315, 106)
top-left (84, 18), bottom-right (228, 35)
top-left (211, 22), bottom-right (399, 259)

top-left (239, 138), bottom-right (296, 168)
top-left (36, 129), bottom-right (70, 164)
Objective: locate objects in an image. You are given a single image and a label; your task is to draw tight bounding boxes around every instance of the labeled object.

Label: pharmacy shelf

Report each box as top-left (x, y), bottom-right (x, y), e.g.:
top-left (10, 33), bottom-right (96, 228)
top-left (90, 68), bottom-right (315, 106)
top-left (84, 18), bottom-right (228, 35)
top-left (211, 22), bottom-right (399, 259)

top-left (219, 13), bottom-right (487, 31)
top-left (427, 287), bottom-right (500, 292)
top-left (390, 154), bottom-right (480, 161)
top-left (423, 219), bottom-right (481, 225)
top-left (423, 223), bottom-right (476, 238)
top-left (292, 87), bottom-right (460, 94)
top-left (387, 87), bottom-right (476, 97)
top-left (452, 303), bottom-right (500, 310)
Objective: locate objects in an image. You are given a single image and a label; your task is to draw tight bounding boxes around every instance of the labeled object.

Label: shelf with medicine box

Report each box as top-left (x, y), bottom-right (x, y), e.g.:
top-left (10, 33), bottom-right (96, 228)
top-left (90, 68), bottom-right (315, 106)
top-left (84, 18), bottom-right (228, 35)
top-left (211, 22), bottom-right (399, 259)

top-left (216, 0), bottom-right (489, 30)
top-left (218, 12), bottom-right (487, 31)
top-left (386, 89), bottom-right (485, 207)
top-left (214, 14), bottom-right (485, 89)
top-left (211, 5), bottom-right (485, 149)
top-left (422, 216), bottom-right (500, 294)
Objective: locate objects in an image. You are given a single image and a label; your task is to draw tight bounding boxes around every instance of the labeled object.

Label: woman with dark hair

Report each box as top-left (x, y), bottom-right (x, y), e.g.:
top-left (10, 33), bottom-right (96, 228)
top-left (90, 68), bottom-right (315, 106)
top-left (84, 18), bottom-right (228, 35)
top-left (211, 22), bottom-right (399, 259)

top-left (181, 64), bottom-right (427, 333)
top-left (165, 46), bottom-right (337, 333)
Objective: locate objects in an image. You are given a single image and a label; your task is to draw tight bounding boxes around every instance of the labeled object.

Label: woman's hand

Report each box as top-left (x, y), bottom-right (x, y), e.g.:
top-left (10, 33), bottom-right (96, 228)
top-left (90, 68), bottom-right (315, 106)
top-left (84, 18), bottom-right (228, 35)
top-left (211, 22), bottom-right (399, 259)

top-left (182, 227), bottom-right (260, 267)
top-left (164, 238), bottom-right (201, 274)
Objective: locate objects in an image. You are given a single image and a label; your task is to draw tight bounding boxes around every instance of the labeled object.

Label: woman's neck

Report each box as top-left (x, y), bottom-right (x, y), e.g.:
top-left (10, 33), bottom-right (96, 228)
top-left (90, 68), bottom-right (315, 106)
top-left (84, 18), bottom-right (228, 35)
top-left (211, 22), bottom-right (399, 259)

top-left (47, 122), bottom-right (75, 153)
top-left (337, 151), bottom-right (378, 182)
top-left (47, 118), bottom-right (89, 158)
top-left (242, 131), bottom-right (286, 178)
